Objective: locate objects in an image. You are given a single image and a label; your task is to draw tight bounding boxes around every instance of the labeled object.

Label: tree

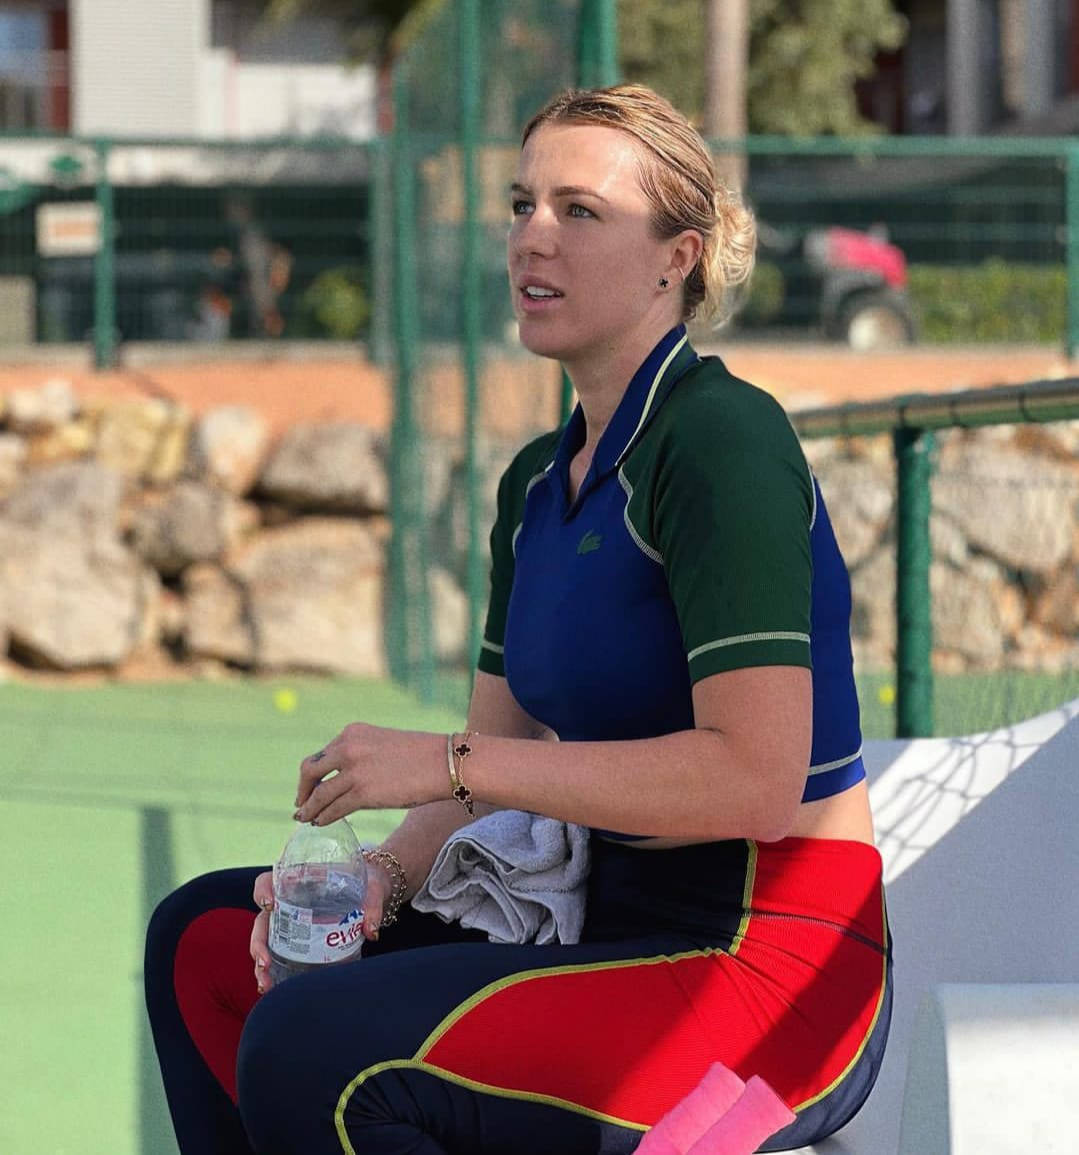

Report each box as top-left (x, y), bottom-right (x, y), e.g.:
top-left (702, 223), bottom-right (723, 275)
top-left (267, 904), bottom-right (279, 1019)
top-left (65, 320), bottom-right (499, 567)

top-left (620, 0), bottom-right (908, 136)
top-left (259, 0), bottom-right (438, 61)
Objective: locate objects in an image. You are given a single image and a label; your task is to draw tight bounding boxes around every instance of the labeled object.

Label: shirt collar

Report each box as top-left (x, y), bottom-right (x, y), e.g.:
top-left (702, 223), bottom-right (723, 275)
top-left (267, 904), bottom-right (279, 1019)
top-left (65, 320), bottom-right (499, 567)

top-left (552, 325), bottom-right (700, 508)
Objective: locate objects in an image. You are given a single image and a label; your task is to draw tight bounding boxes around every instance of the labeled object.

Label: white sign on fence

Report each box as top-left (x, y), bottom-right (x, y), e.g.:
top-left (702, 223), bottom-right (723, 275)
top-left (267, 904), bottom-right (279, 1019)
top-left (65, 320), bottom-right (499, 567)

top-left (36, 202), bottom-right (102, 257)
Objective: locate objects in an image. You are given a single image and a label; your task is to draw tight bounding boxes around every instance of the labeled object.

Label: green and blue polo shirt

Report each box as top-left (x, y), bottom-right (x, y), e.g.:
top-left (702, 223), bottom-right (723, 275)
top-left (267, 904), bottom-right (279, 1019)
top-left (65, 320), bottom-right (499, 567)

top-left (477, 325), bottom-right (864, 821)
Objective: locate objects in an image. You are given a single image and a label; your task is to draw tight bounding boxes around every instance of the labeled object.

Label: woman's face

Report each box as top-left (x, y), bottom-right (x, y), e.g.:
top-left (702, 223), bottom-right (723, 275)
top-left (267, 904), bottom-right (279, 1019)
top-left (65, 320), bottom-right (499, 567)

top-left (507, 123), bottom-right (677, 367)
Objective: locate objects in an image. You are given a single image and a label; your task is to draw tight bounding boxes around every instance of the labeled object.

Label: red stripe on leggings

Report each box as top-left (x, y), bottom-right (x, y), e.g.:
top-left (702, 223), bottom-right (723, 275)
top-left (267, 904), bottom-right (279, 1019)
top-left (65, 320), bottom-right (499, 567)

top-left (173, 908), bottom-right (260, 1104)
top-left (420, 838), bottom-right (886, 1125)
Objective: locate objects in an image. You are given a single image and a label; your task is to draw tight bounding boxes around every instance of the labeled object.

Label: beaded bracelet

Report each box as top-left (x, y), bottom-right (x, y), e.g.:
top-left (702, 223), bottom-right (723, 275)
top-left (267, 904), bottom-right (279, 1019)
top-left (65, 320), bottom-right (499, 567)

top-left (361, 847), bottom-right (407, 927)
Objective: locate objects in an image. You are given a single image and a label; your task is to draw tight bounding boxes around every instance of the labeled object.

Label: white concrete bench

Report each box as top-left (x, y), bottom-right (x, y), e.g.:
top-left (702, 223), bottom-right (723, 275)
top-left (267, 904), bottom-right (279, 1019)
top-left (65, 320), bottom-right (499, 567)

top-left (792, 698), bottom-right (1079, 1154)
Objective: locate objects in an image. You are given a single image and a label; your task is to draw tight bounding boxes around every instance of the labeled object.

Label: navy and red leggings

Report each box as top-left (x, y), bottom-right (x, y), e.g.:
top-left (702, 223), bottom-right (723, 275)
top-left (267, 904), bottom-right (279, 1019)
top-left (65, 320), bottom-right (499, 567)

top-left (144, 835), bottom-right (892, 1154)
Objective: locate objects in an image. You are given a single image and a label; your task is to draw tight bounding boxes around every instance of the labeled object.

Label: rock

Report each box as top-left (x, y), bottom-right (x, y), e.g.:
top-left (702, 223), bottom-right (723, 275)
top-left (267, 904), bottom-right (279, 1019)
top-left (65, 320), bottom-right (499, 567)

top-left (95, 398), bottom-right (191, 483)
top-left (157, 584), bottom-right (187, 645)
top-left (1010, 624), bottom-right (1079, 674)
top-left (930, 559), bottom-right (1005, 667)
top-left (26, 419), bottom-right (95, 466)
top-left (0, 523), bottom-right (153, 668)
top-left (182, 562), bottom-right (254, 665)
top-left (258, 423), bottom-right (387, 513)
top-left (816, 459), bottom-right (893, 569)
top-left (2, 460), bottom-right (123, 547)
top-left (930, 511), bottom-right (968, 568)
top-left (429, 565), bottom-right (469, 664)
top-left (228, 517), bottom-right (385, 675)
top-left (190, 406), bottom-right (269, 495)
top-left (431, 441), bottom-right (516, 580)
top-left (934, 444), bottom-right (1076, 574)
top-left (1033, 566), bottom-right (1079, 636)
top-left (129, 481), bottom-right (250, 577)
top-left (0, 432), bottom-right (27, 498)
top-left (849, 547), bottom-right (896, 673)
top-left (6, 378), bottom-right (78, 433)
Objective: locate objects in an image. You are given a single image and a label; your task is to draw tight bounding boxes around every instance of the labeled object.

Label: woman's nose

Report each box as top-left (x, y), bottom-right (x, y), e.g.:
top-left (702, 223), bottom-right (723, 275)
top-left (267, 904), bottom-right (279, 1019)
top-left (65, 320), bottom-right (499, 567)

top-left (512, 207), bottom-right (557, 258)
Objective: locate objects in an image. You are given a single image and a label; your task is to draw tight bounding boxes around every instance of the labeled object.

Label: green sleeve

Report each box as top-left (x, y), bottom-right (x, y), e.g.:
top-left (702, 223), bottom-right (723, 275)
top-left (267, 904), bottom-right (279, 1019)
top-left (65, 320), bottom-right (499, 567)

top-left (476, 432), bottom-right (560, 677)
top-left (649, 374), bottom-right (814, 682)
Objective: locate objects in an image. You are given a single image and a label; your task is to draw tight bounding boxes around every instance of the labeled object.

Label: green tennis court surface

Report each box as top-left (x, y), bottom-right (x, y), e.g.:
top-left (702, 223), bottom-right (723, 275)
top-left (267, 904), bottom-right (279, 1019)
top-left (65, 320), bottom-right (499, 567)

top-left (2, 669), bottom-right (1074, 1154)
top-left (0, 676), bottom-right (465, 1155)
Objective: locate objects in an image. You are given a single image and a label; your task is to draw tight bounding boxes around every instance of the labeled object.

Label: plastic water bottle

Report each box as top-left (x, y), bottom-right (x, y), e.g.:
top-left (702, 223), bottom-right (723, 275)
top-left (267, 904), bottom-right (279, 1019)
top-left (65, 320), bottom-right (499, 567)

top-left (267, 818), bottom-right (368, 986)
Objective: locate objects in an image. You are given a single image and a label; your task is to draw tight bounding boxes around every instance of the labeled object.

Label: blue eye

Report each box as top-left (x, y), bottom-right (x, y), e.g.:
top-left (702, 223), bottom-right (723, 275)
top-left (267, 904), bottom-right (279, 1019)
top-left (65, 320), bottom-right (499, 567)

top-left (511, 199), bottom-right (533, 216)
top-left (568, 203), bottom-right (593, 218)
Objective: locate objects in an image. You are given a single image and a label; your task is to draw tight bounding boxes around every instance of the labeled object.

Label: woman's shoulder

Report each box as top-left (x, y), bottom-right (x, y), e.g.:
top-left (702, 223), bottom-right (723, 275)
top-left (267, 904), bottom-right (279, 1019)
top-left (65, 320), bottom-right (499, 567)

top-left (657, 354), bottom-right (801, 453)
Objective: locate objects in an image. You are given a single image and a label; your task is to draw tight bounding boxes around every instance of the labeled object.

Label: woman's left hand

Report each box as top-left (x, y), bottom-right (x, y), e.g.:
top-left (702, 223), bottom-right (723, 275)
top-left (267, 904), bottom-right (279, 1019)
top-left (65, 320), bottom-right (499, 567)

top-left (293, 723), bottom-right (444, 825)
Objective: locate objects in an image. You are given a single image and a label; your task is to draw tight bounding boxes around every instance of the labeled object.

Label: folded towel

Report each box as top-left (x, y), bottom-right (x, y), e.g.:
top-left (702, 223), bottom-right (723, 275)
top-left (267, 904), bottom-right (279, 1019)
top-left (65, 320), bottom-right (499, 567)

top-left (410, 809), bottom-right (590, 944)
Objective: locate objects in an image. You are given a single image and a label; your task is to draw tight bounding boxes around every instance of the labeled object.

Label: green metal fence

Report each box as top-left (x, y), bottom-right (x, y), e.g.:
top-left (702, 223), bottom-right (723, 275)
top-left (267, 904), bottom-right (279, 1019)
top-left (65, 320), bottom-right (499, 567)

top-left (0, 135), bottom-right (375, 363)
top-left (5, 131), bottom-right (1079, 358)
top-left (792, 379), bottom-right (1079, 738)
top-left (383, 0), bottom-right (618, 700)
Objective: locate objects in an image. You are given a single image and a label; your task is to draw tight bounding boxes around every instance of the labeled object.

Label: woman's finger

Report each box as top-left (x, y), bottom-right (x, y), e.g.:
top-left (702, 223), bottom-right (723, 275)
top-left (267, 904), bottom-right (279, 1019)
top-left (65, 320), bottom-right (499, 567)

top-left (301, 789), bottom-right (359, 828)
top-left (294, 769), bottom-right (352, 824)
top-left (252, 870), bottom-right (274, 911)
top-left (296, 740), bottom-right (341, 806)
top-left (249, 909), bottom-right (273, 994)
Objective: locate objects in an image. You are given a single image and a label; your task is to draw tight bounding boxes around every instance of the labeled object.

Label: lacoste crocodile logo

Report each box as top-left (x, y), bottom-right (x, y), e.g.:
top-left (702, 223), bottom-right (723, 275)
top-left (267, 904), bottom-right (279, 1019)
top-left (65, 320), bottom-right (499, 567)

top-left (577, 530), bottom-right (603, 555)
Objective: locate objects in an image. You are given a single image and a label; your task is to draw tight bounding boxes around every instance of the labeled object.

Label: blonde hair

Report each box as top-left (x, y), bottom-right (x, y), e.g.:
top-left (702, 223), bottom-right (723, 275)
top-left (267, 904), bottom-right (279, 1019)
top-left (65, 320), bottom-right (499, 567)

top-left (522, 84), bottom-right (755, 324)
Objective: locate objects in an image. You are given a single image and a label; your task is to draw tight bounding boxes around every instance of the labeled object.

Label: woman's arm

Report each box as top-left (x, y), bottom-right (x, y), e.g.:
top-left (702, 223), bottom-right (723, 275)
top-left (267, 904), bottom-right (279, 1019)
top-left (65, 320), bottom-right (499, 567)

top-left (374, 672), bottom-right (555, 900)
top-left (294, 664), bottom-right (810, 844)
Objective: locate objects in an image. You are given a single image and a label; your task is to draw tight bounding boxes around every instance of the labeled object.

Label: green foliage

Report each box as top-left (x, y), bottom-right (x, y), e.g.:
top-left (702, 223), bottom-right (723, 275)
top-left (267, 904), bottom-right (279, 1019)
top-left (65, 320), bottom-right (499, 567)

top-left (618, 0), bottom-right (706, 125)
top-left (740, 258), bottom-right (785, 323)
top-left (259, 0), bottom-right (444, 60)
top-left (908, 260), bottom-right (1067, 344)
top-left (297, 267), bottom-right (371, 338)
top-left (618, 0), bottom-right (907, 136)
top-left (748, 0), bottom-right (906, 135)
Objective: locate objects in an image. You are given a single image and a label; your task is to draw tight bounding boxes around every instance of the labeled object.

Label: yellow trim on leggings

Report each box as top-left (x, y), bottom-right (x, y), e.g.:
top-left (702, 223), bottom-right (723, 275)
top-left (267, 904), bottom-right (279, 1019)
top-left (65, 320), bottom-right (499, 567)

top-left (333, 1058), bottom-right (649, 1153)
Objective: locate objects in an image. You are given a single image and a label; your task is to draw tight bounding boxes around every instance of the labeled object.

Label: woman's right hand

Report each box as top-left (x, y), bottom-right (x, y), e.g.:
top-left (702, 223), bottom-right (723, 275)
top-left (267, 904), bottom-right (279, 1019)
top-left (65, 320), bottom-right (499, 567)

top-left (249, 857), bottom-right (396, 996)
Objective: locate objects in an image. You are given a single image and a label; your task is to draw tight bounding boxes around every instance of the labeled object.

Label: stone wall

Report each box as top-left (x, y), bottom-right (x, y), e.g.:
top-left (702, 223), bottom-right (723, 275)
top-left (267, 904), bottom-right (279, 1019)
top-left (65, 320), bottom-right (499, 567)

top-left (806, 422), bottom-right (1079, 674)
top-left (0, 378), bottom-right (1076, 680)
top-left (0, 380), bottom-right (465, 679)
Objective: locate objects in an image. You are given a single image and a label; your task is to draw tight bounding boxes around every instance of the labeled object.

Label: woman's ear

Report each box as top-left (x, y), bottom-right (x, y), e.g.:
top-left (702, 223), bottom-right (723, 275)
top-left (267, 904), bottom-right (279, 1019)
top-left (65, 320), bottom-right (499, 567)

top-left (670, 230), bottom-right (704, 284)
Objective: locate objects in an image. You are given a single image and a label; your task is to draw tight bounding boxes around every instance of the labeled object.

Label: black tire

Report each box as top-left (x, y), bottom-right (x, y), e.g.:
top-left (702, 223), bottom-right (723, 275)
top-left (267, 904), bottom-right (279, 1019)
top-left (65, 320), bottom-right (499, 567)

top-left (838, 290), bottom-right (916, 351)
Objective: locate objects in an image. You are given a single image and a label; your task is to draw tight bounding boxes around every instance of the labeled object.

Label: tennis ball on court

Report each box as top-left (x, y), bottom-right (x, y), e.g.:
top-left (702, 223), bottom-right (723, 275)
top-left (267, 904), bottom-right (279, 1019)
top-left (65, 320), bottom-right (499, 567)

top-left (877, 684), bottom-right (896, 706)
top-left (273, 687), bottom-right (298, 713)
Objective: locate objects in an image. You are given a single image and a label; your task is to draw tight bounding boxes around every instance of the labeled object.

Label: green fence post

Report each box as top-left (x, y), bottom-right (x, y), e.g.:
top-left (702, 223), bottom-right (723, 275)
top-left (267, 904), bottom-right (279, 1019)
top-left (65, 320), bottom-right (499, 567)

top-left (577, 0), bottom-right (619, 91)
top-left (460, 0), bottom-right (484, 680)
top-left (93, 138), bottom-right (116, 369)
top-left (388, 70), bottom-right (433, 700)
top-left (1067, 146), bottom-right (1079, 359)
top-left (369, 137), bottom-right (393, 367)
top-left (893, 426), bottom-right (935, 737)
top-left (563, 0), bottom-right (618, 425)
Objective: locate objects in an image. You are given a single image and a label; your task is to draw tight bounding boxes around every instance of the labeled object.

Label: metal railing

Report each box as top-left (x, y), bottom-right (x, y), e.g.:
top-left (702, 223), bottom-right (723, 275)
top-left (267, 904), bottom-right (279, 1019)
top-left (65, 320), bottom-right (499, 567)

top-left (792, 378), bottom-right (1079, 737)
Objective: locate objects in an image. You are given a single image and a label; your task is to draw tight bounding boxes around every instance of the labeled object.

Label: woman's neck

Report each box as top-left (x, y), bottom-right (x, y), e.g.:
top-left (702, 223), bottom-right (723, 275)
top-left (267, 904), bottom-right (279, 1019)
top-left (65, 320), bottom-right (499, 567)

top-left (563, 318), bottom-right (678, 448)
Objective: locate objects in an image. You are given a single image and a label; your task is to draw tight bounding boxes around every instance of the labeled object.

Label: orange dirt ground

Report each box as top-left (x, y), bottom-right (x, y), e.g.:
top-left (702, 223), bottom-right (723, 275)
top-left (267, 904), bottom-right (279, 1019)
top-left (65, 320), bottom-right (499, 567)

top-left (0, 341), bottom-right (1075, 440)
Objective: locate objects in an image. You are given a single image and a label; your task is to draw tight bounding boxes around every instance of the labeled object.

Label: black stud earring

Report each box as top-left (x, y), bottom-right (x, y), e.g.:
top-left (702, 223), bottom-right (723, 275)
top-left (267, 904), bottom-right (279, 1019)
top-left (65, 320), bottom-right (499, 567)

top-left (658, 277), bottom-right (669, 289)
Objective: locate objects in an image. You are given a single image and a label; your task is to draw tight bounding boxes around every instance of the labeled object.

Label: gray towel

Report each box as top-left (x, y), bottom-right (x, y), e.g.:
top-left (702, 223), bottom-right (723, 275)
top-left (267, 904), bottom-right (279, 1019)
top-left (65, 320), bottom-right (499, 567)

top-left (410, 809), bottom-right (591, 944)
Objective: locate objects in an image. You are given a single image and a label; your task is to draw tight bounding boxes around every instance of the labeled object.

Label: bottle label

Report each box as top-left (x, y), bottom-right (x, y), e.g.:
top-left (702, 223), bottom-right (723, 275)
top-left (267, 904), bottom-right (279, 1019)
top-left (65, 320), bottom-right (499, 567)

top-left (269, 879), bottom-right (365, 964)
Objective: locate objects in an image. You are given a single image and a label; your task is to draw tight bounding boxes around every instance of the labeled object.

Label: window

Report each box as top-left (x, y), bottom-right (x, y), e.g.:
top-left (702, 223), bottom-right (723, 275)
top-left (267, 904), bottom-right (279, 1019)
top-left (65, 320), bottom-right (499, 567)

top-left (0, 2), bottom-right (68, 131)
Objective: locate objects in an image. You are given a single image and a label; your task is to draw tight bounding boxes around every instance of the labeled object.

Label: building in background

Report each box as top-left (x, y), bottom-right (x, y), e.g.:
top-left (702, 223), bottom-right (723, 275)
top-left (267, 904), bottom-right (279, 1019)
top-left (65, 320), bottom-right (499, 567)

top-left (861, 0), bottom-right (1079, 135)
top-left (0, 0), bottom-right (376, 139)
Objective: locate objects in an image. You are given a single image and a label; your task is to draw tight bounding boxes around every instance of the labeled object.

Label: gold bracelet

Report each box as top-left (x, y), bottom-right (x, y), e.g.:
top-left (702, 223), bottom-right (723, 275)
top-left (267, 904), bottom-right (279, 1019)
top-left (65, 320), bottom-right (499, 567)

top-left (447, 731), bottom-right (476, 816)
top-left (361, 848), bottom-right (407, 927)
